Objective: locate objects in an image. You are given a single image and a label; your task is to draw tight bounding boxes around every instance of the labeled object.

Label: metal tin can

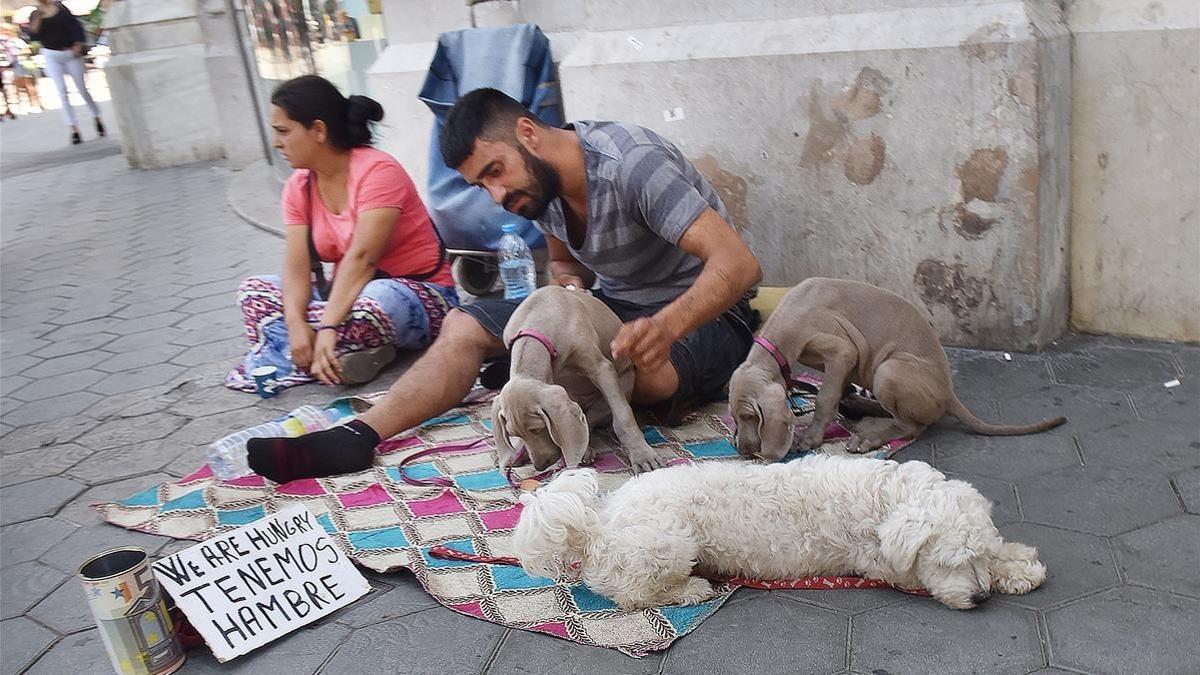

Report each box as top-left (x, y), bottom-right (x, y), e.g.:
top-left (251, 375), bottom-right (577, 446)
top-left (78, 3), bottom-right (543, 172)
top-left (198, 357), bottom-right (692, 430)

top-left (78, 547), bottom-right (186, 675)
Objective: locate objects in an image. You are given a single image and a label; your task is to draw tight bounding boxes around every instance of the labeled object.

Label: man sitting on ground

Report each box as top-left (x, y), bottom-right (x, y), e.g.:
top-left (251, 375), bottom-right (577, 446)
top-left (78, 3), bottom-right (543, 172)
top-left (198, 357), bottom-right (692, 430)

top-left (247, 88), bottom-right (763, 482)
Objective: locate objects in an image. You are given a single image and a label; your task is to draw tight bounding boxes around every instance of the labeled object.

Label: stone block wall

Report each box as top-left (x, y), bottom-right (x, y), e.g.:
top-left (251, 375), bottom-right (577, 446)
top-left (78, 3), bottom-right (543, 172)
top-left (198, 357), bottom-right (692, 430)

top-left (104, 0), bottom-right (264, 169)
top-left (365, 0), bottom-right (1192, 348)
top-left (1067, 0), bottom-right (1200, 342)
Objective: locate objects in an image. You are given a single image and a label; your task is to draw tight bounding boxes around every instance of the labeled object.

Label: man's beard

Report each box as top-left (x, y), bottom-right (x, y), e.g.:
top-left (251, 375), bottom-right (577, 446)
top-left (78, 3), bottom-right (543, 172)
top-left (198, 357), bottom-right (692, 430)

top-left (502, 144), bottom-right (562, 220)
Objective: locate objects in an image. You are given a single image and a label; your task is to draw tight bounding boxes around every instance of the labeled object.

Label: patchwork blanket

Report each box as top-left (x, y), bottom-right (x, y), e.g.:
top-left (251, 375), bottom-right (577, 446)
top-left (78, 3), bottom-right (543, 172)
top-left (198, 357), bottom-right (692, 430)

top-left (95, 387), bottom-right (909, 657)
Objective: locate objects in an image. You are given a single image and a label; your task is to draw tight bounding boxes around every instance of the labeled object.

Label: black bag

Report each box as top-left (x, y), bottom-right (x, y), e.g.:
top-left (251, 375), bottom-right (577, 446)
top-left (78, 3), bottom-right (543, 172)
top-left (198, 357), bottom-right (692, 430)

top-left (305, 171), bottom-right (447, 301)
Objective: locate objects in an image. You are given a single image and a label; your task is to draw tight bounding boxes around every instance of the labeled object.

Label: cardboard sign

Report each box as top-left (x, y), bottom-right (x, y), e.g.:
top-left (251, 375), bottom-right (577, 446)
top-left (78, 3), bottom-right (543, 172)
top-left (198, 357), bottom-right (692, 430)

top-left (152, 504), bottom-right (369, 662)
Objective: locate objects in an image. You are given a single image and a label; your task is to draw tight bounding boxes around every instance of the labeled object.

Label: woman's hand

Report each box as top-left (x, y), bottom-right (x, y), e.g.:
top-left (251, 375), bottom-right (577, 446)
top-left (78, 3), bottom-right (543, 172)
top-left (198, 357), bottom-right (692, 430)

top-left (309, 327), bottom-right (343, 385)
top-left (289, 324), bottom-right (316, 372)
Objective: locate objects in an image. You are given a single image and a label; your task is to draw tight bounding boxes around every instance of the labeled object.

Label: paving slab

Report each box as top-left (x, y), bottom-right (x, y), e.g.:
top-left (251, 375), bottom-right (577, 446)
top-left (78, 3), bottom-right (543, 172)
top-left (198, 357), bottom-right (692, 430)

top-left (0, 443), bottom-right (95, 487)
top-left (25, 628), bottom-right (112, 674)
top-left (0, 517), bottom-right (79, 567)
top-left (995, 522), bottom-right (1121, 609)
top-left (20, 351), bottom-right (109, 379)
top-left (40, 522), bottom-right (171, 574)
top-left (1113, 515), bottom-right (1200, 598)
top-left (177, 620), bottom-right (351, 674)
top-left (321, 607), bottom-right (506, 675)
top-left (1049, 347), bottom-right (1182, 390)
top-left (65, 439), bottom-right (193, 483)
top-left (1, 561), bottom-right (70, 619)
top-left (0, 616), bottom-right (58, 674)
top-left (91, 342), bottom-right (190, 374)
top-left (934, 432), bottom-right (1082, 483)
top-left (330, 570), bottom-right (439, 629)
top-left (0, 476), bottom-right (87, 525)
top-left (90, 362), bottom-right (190, 395)
top-left (1130, 377), bottom-right (1200, 425)
top-left (3, 391), bottom-right (104, 426)
top-left (29, 332), bottom-right (117, 359)
top-left (491, 628), bottom-right (664, 675)
top-left (851, 596), bottom-right (1044, 673)
top-left (57, 472), bottom-right (178, 526)
top-left (1018, 465), bottom-right (1183, 536)
top-left (8, 368), bottom-right (107, 402)
top-left (664, 590), bottom-right (845, 675)
top-left (1173, 467), bottom-right (1200, 514)
top-left (79, 411), bottom-right (189, 451)
top-left (1075, 420), bottom-right (1200, 476)
top-left (1046, 586), bottom-right (1200, 673)
top-left (28, 576), bottom-right (96, 634)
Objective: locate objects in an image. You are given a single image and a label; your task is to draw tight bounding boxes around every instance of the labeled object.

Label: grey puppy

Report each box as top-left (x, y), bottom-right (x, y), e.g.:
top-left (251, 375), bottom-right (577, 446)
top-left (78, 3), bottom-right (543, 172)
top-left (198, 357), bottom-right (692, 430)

top-left (492, 286), bottom-right (668, 474)
top-left (729, 277), bottom-right (1066, 459)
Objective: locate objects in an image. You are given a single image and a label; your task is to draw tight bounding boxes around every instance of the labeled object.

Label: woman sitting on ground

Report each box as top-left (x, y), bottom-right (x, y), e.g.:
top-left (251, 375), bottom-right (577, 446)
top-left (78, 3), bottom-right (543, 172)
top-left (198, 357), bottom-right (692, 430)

top-left (226, 74), bottom-right (458, 393)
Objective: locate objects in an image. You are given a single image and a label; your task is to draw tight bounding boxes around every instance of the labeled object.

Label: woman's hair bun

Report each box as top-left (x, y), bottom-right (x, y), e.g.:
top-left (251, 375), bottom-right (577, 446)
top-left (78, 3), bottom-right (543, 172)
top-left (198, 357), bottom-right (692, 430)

top-left (347, 95), bottom-right (384, 124)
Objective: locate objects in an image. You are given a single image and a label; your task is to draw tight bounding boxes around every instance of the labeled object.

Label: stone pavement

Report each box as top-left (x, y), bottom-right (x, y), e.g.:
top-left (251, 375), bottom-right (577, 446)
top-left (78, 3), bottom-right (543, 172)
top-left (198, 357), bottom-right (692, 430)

top-left (1, 105), bottom-right (1198, 674)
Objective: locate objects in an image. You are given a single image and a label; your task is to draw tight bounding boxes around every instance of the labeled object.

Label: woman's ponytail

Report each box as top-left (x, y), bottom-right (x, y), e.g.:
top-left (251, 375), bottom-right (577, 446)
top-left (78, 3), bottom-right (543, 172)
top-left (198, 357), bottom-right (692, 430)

top-left (271, 75), bottom-right (384, 150)
top-left (345, 94), bottom-right (384, 147)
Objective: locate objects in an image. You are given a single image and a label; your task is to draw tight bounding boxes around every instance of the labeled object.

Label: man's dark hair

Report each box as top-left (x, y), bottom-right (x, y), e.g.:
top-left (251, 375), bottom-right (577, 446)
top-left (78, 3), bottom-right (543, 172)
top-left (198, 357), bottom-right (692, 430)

top-left (440, 88), bottom-right (545, 168)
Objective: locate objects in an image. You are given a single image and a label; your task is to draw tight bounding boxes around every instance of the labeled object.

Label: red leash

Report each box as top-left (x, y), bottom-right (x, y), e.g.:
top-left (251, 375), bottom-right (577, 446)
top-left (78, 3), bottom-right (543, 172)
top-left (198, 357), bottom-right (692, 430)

top-left (426, 545), bottom-right (929, 596)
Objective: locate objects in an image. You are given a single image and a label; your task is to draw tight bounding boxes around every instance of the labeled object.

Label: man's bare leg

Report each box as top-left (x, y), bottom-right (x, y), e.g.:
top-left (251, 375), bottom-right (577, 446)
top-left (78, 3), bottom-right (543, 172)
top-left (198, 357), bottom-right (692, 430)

top-left (247, 309), bottom-right (506, 483)
top-left (631, 358), bottom-right (680, 405)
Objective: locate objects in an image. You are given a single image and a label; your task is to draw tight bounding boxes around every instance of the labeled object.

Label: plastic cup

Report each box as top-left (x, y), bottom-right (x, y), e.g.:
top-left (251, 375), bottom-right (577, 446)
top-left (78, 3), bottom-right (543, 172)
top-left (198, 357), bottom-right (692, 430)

top-left (249, 365), bottom-right (279, 399)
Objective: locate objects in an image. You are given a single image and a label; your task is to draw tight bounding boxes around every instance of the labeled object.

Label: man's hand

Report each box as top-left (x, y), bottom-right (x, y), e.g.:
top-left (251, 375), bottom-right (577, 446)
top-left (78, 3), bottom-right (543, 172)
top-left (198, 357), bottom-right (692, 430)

top-left (309, 329), bottom-right (343, 385)
top-left (553, 273), bottom-right (588, 291)
top-left (611, 315), bottom-right (676, 371)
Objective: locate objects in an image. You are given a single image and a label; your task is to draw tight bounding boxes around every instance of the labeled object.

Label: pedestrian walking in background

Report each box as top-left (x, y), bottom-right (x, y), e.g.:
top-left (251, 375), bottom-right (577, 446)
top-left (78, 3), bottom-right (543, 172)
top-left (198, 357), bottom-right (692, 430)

top-left (26, 0), bottom-right (103, 144)
top-left (1, 24), bottom-right (43, 114)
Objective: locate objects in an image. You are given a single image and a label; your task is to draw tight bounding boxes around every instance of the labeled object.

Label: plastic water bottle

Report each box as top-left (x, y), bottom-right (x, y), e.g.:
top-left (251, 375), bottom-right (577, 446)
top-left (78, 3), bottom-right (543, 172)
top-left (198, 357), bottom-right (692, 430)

top-left (498, 222), bottom-right (537, 300)
top-left (206, 406), bottom-right (341, 481)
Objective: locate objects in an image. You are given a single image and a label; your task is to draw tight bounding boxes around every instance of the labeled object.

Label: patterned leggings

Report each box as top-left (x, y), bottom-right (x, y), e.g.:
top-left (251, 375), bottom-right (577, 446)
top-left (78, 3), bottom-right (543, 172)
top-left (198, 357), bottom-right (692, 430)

top-left (224, 274), bottom-right (459, 392)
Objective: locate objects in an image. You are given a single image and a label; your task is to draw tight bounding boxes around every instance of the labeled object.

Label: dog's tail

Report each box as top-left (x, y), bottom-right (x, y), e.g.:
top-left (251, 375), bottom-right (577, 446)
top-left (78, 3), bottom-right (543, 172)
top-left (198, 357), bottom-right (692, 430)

top-left (948, 397), bottom-right (1066, 436)
top-left (512, 469), bottom-right (601, 579)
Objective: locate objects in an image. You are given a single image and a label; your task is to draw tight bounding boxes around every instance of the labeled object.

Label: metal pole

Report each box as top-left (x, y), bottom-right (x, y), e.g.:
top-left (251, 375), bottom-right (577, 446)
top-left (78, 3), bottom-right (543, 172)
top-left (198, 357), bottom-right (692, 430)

top-left (227, 0), bottom-right (273, 164)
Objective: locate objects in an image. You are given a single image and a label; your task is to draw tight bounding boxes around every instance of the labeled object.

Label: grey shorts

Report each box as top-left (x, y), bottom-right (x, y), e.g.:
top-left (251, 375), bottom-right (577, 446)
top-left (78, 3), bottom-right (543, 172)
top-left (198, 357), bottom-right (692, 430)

top-left (459, 290), bottom-right (757, 419)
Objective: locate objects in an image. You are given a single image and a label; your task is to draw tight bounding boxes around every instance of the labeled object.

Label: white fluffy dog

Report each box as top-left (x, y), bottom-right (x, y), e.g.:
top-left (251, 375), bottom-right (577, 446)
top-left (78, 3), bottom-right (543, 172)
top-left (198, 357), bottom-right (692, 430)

top-left (512, 456), bottom-right (1046, 610)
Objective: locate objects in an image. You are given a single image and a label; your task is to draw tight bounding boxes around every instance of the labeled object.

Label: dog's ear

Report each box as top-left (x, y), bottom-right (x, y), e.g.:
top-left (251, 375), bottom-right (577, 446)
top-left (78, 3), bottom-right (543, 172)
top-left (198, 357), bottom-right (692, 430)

top-left (758, 381), bottom-right (796, 460)
top-left (491, 398), bottom-right (519, 468)
top-left (877, 504), bottom-right (936, 571)
top-left (536, 386), bottom-right (589, 467)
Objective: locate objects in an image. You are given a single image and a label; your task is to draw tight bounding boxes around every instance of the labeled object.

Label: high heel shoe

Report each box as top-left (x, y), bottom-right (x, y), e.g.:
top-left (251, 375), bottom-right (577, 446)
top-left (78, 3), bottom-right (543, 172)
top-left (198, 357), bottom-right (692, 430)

top-left (71, 131), bottom-right (82, 145)
top-left (95, 118), bottom-right (105, 137)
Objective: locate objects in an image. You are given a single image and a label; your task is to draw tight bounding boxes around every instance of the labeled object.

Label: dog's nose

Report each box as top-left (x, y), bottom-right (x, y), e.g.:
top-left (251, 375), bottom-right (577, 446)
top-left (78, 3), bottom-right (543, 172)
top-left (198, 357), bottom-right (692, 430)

top-left (970, 590), bottom-right (992, 606)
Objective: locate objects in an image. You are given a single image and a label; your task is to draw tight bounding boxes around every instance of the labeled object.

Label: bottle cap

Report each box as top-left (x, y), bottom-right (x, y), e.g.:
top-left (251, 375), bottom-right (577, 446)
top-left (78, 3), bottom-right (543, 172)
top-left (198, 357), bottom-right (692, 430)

top-left (501, 222), bottom-right (520, 233)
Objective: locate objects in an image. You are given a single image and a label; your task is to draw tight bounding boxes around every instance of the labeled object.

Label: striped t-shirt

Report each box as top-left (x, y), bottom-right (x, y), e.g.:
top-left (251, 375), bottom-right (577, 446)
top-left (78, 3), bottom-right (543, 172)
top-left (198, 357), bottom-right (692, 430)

top-left (535, 120), bottom-right (730, 307)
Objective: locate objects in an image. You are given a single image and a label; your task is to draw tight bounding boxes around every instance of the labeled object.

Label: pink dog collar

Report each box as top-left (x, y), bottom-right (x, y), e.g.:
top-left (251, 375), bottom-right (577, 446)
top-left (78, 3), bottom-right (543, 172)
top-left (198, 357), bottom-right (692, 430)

top-left (753, 335), bottom-right (792, 384)
top-left (511, 329), bottom-right (558, 364)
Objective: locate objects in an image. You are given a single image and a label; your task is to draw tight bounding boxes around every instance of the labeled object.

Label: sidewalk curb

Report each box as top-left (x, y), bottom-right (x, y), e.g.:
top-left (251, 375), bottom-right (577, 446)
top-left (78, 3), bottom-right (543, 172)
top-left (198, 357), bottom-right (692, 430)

top-left (226, 158), bottom-right (285, 239)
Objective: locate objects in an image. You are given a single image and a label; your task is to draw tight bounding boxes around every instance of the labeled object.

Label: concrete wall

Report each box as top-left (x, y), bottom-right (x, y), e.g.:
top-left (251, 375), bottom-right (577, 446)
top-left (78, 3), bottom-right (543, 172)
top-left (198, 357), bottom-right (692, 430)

top-left (368, 0), bottom-right (1195, 348)
top-left (104, 0), bottom-right (265, 169)
top-left (1068, 0), bottom-right (1200, 342)
top-left (556, 1), bottom-right (1071, 350)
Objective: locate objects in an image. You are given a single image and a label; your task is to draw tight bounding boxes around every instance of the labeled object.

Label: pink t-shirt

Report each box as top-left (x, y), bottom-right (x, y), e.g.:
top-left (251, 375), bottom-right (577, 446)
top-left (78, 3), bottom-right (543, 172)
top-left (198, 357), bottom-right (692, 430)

top-left (281, 147), bottom-right (452, 287)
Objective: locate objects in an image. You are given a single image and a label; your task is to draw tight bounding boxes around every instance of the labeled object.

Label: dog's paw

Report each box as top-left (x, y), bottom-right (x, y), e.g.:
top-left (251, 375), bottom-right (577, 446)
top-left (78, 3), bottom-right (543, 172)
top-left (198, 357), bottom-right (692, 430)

top-left (669, 577), bottom-right (717, 606)
top-left (627, 445), bottom-right (667, 474)
top-left (846, 433), bottom-right (885, 454)
top-left (797, 426), bottom-right (825, 450)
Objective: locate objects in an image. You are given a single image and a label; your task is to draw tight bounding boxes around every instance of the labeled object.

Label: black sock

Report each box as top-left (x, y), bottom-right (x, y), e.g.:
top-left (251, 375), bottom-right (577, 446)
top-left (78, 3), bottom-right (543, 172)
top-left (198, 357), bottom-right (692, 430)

top-left (247, 419), bottom-right (380, 484)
